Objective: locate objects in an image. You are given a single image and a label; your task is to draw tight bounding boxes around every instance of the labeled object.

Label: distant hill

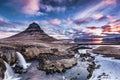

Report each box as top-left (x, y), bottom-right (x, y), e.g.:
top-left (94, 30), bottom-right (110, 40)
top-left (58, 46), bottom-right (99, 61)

top-left (103, 36), bottom-right (120, 43)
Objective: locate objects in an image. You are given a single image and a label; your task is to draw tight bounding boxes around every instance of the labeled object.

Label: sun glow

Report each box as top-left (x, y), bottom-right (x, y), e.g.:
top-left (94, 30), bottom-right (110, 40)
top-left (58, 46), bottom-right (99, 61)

top-left (84, 27), bottom-right (102, 35)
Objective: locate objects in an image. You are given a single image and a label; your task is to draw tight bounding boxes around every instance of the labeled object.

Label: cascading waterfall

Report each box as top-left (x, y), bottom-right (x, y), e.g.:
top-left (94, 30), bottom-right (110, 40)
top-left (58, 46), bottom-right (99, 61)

top-left (16, 52), bottom-right (31, 69)
top-left (3, 61), bottom-right (21, 80)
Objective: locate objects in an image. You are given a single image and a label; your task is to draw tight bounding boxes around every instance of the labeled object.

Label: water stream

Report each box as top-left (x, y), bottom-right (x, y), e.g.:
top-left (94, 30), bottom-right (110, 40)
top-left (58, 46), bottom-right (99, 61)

top-left (3, 61), bottom-right (21, 80)
top-left (16, 52), bottom-right (31, 69)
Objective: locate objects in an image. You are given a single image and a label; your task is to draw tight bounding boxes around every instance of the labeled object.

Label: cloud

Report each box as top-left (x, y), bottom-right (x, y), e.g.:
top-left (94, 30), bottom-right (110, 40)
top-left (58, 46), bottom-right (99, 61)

top-left (92, 14), bottom-right (114, 20)
top-left (0, 17), bottom-right (27, 33)
top-left (9, 0), bottom-right (68, 16)
top-left (93, 14), bottom-right (104, 20)
top-left (66, 18), bottom-right (73, 25)
top-left (0, 18), bottom-right (16, 28)
top-left (22, 0), bottom-right (41, 16)
top-left (102, 0), bottom-right (116, 5)
top-left (40, 19), bottom-right (62, 25)
top-left (74, 17), bottom-right (93, 25)
top-left (109, 19), bottom-right (120, 25)
top-left (40, 4), bottom-right (66, 12)
top-left (102, 25), bottom-right (120, 33)
top-left (0, 32), bottom-right (17, 39)
top-left (84, 27), bottom-right (102, 35)
top-left (49, 19), bottom-right (62, 25)
top-left (74, 0), bottom-right (117, 19)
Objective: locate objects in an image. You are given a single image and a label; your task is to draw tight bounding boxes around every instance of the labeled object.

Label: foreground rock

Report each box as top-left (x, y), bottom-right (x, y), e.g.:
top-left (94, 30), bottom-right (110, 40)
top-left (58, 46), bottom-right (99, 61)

top-left (0, 44), bottom-right (17, 65)
top-left (37, 53), bottom-right (77, 73)
top-left (93, 46), bottom-right (120, 59)
top-left (0, 58), bottom-right (6, 79)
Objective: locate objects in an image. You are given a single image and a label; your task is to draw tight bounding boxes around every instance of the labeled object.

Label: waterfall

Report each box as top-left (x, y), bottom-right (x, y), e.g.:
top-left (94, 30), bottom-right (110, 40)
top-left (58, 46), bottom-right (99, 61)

top-left (16, 52), bottom-right (30, 69)
top-left (3, 61), bottom-right (21, 80)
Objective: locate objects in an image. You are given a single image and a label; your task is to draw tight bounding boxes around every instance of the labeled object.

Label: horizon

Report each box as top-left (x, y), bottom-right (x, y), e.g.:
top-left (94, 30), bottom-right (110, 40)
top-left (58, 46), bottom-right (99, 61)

top-left (0, 0), bottom-right (120, 40)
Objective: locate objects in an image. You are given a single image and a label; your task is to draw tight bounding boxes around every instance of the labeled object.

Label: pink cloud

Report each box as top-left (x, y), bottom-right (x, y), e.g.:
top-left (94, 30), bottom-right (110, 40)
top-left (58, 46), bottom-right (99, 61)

top-left (102, 0), bottom-right (117, 5)
top-left (22, 0), bottom-right (40, 16)
top-left (0, 18), bottom-right (5, 21)
top-left (93, 14), bottom-right (104, 20)
top-left (112, 20), bottom-right (120, 25)
top-left (50, 19), bottom-right (61, 25)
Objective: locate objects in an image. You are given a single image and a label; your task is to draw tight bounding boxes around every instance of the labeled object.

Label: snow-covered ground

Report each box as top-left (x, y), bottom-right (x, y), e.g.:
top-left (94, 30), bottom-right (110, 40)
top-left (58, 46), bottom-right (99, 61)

top-left (90, 53), bottom-right (120, 80)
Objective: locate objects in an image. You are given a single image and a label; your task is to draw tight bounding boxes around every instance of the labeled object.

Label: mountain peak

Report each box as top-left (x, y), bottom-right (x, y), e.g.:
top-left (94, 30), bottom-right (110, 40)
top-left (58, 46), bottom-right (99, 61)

top-left (24, 22), bottom-right (44, 33)
top-left (3, 22), bottom-right (56, 42)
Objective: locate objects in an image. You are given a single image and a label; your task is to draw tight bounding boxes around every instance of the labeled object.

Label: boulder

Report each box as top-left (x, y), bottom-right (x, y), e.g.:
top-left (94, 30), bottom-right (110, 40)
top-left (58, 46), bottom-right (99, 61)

top-left (37, 53), bottom-right (77, 73)
top-left (22, 47), bottom-right (54, 60)
top-left (0, 46), bottom-right (17, 65)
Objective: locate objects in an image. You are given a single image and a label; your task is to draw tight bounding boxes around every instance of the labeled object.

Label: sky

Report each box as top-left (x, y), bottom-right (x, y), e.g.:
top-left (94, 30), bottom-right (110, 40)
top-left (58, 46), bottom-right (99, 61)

top-left (0, 0), bottom-right (120, 39)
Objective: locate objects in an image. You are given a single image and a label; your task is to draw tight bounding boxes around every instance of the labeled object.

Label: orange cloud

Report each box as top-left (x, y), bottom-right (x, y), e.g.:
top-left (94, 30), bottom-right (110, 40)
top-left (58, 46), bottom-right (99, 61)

top-left (102, 25), bottom-right (120, 33)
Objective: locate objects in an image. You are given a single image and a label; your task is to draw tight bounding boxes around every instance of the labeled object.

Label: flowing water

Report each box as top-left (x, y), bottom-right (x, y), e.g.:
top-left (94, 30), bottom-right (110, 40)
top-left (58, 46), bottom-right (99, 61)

top-left (3, 61), bottom-right (21, 80)
top-left (16, 52), bottom-right (31, 69)
top-left (3, 52), bottom-right (31, 80)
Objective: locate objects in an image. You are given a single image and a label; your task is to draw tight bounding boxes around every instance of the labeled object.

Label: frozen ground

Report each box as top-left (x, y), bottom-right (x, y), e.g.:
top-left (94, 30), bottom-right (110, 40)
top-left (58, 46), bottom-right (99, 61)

top-left (90, 53), bottom-right (120, 80)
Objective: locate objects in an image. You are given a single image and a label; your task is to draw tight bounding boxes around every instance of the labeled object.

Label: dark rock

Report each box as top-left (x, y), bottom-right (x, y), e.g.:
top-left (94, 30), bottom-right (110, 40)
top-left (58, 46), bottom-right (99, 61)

top-left (0, 58), bottom-right (6, 79)
top-left (13, 64), bottom-right (27, 74)
top-left (24, 22), bottom-right (44, 33)
top-left (87, 62), bottom-right (96, 79)
top-left (80, 53), bottom-right (91, 58)
top-left (51, 48), bottom-right (59, 53)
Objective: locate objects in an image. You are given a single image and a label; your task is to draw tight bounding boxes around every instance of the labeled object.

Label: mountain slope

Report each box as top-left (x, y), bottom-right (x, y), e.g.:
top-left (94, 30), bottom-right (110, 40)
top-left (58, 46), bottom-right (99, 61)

top-left (3, 22), bottom-right (56, 42)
